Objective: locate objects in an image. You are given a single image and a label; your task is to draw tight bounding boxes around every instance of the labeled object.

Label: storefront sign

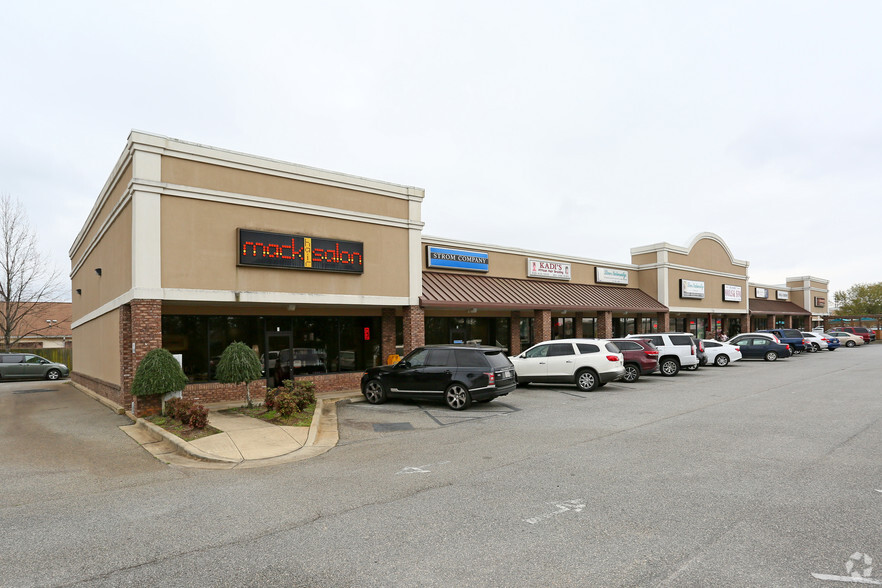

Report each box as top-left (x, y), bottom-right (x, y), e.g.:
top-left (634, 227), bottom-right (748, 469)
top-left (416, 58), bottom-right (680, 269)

top-left (776, 290), bottom-right (789, 300)
top-left (755, 287), bottom-right (769, 299)
top-left (595, 267), bottom-right (629, 285)
top-left (238, 229), bottom-right (364, 273)
top-left (814, 296), bottom-right (826, 307)
top-left (427, 246), bottom-right (489, 272)
top-left (527, 259), bottom-right (571, 280)
top-left (723, 284), bottom-right (743, 302)
top-left (680, 279), bottom-right (705, 299)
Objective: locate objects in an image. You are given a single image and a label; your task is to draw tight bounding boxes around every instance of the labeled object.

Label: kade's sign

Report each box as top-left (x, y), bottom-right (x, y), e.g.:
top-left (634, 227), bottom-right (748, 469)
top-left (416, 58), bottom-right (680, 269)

top-left (528, 258), bottom-right (571, 280)
top-left (238, 229), bottom-right (364, 273)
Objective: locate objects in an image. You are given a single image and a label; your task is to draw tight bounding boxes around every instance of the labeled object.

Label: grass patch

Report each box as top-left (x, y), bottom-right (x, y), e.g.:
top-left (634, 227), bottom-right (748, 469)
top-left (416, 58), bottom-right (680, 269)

top-left (220, 403), bottom-right (315, 427)
top-left (145, 415), bottom-right (222, 442)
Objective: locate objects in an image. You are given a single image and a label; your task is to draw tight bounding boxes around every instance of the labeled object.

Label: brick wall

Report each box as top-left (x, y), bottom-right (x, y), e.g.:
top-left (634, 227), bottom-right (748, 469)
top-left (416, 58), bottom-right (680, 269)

top-left (657, 312), bottom-right (670, 332)
top-left (183, 380), bottom-right (268, 404)
top-left (403, 305), bottom-right (425, 354)
top-left (382, 308), bottom-right (397, 362)
top-left (509, 311), bottom-right (521, 356)
top-left (71, 372), bottom-right (124, 406)
top-left (533, 309), bottom-right (551, 342)
top-left (596, 310), bottom-right (613, 338)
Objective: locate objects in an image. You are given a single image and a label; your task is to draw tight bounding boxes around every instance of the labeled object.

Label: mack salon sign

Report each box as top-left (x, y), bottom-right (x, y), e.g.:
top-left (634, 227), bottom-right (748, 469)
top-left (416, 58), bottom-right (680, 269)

top-left (527, 259), bottom-right (571, 280)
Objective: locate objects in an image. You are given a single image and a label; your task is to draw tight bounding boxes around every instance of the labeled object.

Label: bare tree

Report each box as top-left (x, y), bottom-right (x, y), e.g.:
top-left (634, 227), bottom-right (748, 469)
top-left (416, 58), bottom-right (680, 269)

top-left (0, 194), bottom-right (66, 351)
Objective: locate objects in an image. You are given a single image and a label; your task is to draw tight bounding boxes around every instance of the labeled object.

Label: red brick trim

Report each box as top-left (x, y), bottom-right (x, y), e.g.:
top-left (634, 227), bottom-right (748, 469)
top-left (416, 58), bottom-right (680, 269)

top-left (71, 372), bottom-right (128, 407)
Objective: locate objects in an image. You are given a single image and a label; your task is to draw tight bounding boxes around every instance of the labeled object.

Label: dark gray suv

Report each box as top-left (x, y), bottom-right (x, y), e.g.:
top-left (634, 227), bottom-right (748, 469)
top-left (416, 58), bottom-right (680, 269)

top-left (0, 353), bottom-right (69, 380)
top-left (361, 345), bottom-right (516, 410)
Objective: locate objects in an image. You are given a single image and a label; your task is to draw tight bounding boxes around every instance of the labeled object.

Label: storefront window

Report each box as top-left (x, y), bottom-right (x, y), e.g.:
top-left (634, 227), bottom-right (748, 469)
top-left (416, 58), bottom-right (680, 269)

top-left (552, 317), bottom-right (574, 339)
top-left (581, 317), bottom-right (596, 338)
top-left (163, 314), bottom-right (381, 383)
top-left (424, 317), bottom-right (510, 349)
top-left (520, 318), bottom-right (533, 348)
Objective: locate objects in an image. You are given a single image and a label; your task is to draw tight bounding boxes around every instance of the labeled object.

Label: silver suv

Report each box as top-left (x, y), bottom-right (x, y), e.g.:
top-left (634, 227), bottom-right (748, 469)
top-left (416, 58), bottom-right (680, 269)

top-left (625, 333), bottom-right (698, 376)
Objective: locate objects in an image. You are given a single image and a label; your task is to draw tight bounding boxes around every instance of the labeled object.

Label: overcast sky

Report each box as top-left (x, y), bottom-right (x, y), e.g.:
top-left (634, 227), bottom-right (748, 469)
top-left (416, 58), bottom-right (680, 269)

top-left (3, 1), bottom-right (880, 301)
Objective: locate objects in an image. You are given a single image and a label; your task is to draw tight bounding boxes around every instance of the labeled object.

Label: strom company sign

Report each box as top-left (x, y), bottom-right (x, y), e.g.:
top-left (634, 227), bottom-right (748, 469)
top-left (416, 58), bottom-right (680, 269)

top-left (527, 259), bottom-right (571, 280)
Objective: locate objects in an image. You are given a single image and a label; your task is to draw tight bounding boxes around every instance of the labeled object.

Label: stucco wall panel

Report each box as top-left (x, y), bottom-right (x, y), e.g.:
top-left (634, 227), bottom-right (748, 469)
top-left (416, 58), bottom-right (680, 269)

top-left (668, 269), bottom-right (748, 311)
top-left (160, 196), bottom-right (410, 297)
top-left (72, 309), bottom-right (120, 385)
top-left (72, 162), bottom-right (132, 270)
top-left (161, 157), bottom-right (409, 220)
top-left (71, 203), bottom-right (133, 321)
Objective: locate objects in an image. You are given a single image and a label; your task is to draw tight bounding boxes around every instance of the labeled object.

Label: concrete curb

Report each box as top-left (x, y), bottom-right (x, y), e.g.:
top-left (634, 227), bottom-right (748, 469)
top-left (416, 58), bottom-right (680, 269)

top-left (69, 381), bottom-right (126, 415)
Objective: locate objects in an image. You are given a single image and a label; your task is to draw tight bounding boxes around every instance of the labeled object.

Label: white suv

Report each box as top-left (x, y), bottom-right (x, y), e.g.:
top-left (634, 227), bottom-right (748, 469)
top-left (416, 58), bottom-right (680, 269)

top-left (509, 339), bottom-right (625, 391)
top-left (625, 333), bottom-right (698, 376)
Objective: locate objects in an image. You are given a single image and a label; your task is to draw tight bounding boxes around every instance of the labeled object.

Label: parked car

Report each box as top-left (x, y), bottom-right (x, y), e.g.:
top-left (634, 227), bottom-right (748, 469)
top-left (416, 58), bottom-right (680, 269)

top-left (758, 329), bottom-right (808, 355)
top-left (801, 331), bottom-right (831, 352)
top-left (822, 334), bottom-right (841, 351)
top-left (701, 340), bottom-right (743, 366)
top-left (833, 326), bottom-right (876, 343)
top-left (827, 330), bottom-right (865, 347)
top-left (0, 353), bottom-right (69, 380)
top-left (260, 350), bottom-right (279, 375)
top-left (609, 338), bottom-right (659, 382)
top-left (625, 333), bottom-right (699, 377)
top-left (361, 344), bottom-right (516, 410)
top-left (683, 335), bottom-right (707, 370)
top-left (728, 333), bottom-right (792, 361)
top-left (509, 339), bottom-right (624, 391)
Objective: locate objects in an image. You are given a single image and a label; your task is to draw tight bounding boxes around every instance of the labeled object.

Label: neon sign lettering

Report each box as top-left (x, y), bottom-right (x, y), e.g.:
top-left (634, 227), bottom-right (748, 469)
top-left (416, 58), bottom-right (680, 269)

top-left (238, 229), bottom-right (364, 273)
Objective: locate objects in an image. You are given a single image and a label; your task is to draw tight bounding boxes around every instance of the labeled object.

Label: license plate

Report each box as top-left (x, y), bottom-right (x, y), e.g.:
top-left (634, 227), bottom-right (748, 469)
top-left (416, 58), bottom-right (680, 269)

top-left (501, 370), bottom-right (511, 379)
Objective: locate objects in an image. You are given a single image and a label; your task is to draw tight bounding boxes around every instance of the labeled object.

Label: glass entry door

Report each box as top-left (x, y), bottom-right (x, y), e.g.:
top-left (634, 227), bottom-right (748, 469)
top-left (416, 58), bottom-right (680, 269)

top-left (265, 332), bottom-right (293, 389)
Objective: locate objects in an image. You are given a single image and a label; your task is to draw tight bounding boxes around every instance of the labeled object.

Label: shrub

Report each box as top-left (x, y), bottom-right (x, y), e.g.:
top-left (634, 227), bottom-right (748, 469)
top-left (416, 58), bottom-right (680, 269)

top-left (215, 341), bottom-right (263, 407)
top-left (164, 397), bottom-right (192, 421)
top-left (264, 386), bottom-right (281, 411)
top-left (132, 348), bottom-right (188, 397)
top-left (187, 404), bottom-right (209, 429)
top-left (273, 379), bottom-right (316, 417)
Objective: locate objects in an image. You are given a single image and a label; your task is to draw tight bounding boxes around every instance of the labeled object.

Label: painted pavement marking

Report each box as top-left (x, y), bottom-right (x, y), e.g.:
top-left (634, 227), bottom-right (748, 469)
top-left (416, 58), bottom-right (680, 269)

top-left (524, 499), bottom-right (586, 525)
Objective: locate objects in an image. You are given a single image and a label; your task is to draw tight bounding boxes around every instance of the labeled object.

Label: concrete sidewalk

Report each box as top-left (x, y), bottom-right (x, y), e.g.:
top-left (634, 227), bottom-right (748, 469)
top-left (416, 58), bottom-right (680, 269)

top-left (120, 390), bottom-right (363, 469)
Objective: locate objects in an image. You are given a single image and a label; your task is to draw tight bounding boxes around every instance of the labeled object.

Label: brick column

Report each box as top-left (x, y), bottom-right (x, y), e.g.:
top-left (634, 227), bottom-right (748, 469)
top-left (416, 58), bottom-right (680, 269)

top-left (124, 299), bottom-right (163, 416)
top-left (768, 314), bottom-right (776, 330)
top-left (403, 305), bottom-right (425, 354)
top-left (656, 312), bottom-right (670, 333)
top-left (509, 311), bottom-right (521, 356)
top-left (381, 308), bottom-right (397, 364)
top-left (533, 309), bottom-right (551, 343)
top-left (739, 315), bottom-right (749, 335)
top-left (597, 310), bottom-right (613, 339)
top-left (784, 315), bottom-right (792, 328)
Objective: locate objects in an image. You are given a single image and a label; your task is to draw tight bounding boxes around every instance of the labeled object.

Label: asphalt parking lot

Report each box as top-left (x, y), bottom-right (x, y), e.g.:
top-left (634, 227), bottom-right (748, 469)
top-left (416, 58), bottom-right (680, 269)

top-left (2, 346), bottom-right (881, 587)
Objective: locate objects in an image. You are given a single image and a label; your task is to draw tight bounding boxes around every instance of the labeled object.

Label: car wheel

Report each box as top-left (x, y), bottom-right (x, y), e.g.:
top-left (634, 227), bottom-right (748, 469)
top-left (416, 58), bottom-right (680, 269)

top-left (714, 354), bottom-right (729, 367)
top-left (363, 379), bottom-right (386, 404)
top-left (622, 364), bottom-right (640, 383)
top-left (813, 343), bottom-right (821, 352)
top-left (846, 340), bottom-right (856, 348)
top-left (575, 369), bottom-right (599, 391)
top-left (660, 358), bottom-right (680, 377)
top-left (764, 351), bottom-right (778, 362)
top-left (46, 369), bottom-right (62, 380)
top-left (445, 383), bottom-right (472, 410)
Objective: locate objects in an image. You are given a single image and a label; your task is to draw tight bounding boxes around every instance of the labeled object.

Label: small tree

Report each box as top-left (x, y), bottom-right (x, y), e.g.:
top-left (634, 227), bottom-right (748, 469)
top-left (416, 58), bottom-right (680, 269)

top-left (131, 348), bottom-right (189, 397)
top-left (215, 341), bottom-right (263, 407)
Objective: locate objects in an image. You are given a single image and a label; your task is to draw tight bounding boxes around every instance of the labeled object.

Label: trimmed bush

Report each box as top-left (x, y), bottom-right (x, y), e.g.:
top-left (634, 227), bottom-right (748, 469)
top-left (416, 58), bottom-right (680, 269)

top-left (187, 404), bottom-right (209, 429)
top-left (215, 341), bottom-right (263, 407)
top-left (132, 348), bottom-right (188, 397)
top-left (164, 397), bottom-right (191, 421)
top-left (273, 379), bottom-right (317, 418)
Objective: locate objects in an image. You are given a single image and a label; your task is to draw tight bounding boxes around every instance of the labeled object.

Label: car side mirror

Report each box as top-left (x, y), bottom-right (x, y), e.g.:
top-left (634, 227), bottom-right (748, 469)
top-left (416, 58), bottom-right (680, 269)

top-left (518, 353), bottom-right (526, 359)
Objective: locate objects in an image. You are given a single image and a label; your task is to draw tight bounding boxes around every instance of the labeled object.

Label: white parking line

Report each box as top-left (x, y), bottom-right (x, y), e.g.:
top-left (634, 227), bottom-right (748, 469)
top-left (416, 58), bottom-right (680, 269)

top-left (524, 499), bottom-right (585, 525)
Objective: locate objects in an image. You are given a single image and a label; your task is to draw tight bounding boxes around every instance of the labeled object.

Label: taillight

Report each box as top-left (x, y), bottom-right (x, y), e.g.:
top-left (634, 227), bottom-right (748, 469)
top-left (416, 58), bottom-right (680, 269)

top-left (785, 344), bottom-right (790, 350)
top-left (733, 346), bottom-right (740, 352)
top-left (606, 355), bottom-right (620, 362)
top-left (485, 372), bottom-right (495, 386)
top-left (645, 350), bottom-right (659, 356)
top-left (691, 345), bottom-right (695, 355)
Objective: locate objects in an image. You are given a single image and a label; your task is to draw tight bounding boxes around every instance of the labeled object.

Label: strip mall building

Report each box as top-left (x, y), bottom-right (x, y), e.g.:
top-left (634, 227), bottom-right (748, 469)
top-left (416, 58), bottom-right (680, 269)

top-left (70, 132), bottom-right (830, 414)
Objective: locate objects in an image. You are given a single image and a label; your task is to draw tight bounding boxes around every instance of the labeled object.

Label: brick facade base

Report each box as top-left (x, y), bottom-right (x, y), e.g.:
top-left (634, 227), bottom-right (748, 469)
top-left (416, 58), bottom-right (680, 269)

top-left (72, 372), bottom-right (127, 408)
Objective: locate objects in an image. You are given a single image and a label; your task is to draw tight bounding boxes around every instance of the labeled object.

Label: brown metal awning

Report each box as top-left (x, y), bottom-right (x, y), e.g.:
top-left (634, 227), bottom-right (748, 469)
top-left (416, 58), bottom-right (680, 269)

top-left (421, 272), bottom-right (668, 313)
top-left (748, 299), bottom-right (811, 316)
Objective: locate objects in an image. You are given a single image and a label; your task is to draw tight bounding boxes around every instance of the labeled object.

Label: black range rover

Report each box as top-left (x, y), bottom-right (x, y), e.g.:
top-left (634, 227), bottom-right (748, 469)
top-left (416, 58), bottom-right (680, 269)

top-left (361, 344), bottom-right (516, 410)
